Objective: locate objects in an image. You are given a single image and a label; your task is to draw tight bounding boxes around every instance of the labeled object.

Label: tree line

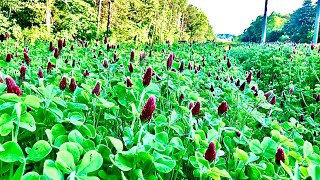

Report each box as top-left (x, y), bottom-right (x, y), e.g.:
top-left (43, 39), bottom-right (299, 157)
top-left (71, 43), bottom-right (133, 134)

top-left (240, 0), bottom-right (320, 43)
top-left (0, 0), bottom-right (215, 43)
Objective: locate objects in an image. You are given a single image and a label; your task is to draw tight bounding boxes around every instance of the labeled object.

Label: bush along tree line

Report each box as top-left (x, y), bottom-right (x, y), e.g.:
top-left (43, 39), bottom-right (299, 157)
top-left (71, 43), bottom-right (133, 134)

top-left (240, 0), bottom-right (320, 43)
top-left (0, 0), bottom-right (216, 44)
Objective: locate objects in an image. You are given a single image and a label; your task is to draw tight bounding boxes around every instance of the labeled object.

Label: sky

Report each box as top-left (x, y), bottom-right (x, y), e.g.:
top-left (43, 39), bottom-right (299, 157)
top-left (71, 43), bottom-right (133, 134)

top-left (188, 0), bottom-right (317, 35)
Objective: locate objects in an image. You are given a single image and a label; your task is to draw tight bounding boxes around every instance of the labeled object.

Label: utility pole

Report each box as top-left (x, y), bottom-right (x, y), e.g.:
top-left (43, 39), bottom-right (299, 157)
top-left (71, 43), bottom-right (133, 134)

top-left (313, 0), bottom-right (320, 44)
top-left (261, 0), bottom-right (268, 44)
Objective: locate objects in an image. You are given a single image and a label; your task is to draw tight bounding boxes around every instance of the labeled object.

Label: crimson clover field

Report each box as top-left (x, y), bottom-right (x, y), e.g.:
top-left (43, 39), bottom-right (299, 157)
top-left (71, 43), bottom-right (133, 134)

top-left (0, 37), bottom-right (320, 179)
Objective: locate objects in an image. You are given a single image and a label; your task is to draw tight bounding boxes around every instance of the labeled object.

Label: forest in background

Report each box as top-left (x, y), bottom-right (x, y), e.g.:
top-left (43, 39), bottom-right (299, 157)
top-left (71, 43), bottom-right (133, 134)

top-left (0, 0), bottom-right (215, 43)
top-left (240, 0), bottom-right (319, 43)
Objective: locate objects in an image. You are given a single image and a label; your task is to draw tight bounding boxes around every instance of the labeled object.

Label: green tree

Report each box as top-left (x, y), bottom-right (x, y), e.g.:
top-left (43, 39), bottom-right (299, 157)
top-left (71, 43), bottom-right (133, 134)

top-left (0, 0), bottom-right (215, 42)
top-left (283, 0), bottom-right (315, 43)
top-left (313, 0), bottom-right (320, 43)
top-left (240, 13), bottom-right (289, 42)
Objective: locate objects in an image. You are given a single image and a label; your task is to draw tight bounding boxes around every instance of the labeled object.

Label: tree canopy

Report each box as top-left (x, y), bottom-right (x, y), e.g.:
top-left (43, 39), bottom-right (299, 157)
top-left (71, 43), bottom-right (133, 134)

top-left (240, 13), bottom-right (289, 42)
top-left (0, 0), bottom-right (216, 43)
top-left (240, 0), bottom-right (319, 43)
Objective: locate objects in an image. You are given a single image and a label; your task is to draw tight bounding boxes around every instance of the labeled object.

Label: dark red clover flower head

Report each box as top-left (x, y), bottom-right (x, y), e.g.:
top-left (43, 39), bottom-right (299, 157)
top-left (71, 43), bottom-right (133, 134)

top-left (70, 45), bottom-right (74, 51)
top-left (257, 70), bottom-right (262, 78)
top-left (54, 48), bottom-right (59, 58)
top-left (239, 82), bottom-right (246, 91)
top-left (6, 53), bottom-right (12, 62)
top-left (58, 38), bottom-right (63, 50)
top-left (113, 52), bottom-right (117, 62)
top-left (47, 61), bottom-right (56, 73)
top-left (188, 62), bottom-right (192, 70)
top-left (316, 94), bottom-right (320, 102)
top-left (179, 61), bottom-right (184, 72)
top-left (246, 71), bottom-right (252, 84)
top-left (38, 67), bottom-right (44, 78)
top-left (275, 147), bottom-right (285, 165)
top-left (264, 91), bottom-right (272, 100)
top-left (218, 101), bottom-right (229, 114)
top-left (0, 74), bottom-right (3, 83)
top-left (311, 43), bottom-right (315, 50)
top-left (143, 67), bottom-right (152, 87)
top-left (128, 62), bottom-right (133, 73)
top-left (126, 77), bottom-right (133, 87)
top-left (270, 96), bottom-right (276, 105)
top-left (293, 49), bottom-right (297, 54)
top-left (20, 64), bottom-right (26, 80)
top-left (92, 81), bottom-right (101, 96)
top-left (63, 39), bottom-right (66, 47)
top-left (130, 50), bottom-right (134, 61)
top-left (59, 76), bottom-right (67, 90)
top-left (282, 91), bottom-right (286, 100)
top-left (140, 95), bottom-right (156, 122)
top-left (5, 33), bottom-right (10, 38)
top-left (227, 59), bottom-right (232, 68)
top-left (83, 69), bottom-right (89, 77)
top-left (299, 114), bottom-right (304, 122)
top-left (236, 131), bottom-right (241, 137)
top-left (235, 79), bottom-right (240, 86)
top-left (24, 52), bottom-right (30, 65)
top-left (140, 52), bottom-right (146, 60)
top-left (289, 87), bottom-right (294, 94)
top-left (179, 94), bottom-right (184, 101)
top-left (69, 78), bottom-right (77, 92)
top-left (103, 59), bottom-right (109, 68)
top-left (210, 85), bottom-right (214, 92)
top-left (49, 42), bottom-right (55, 51)
top-left (5, 76), bottom-right (22, 96)
top-left (189, 102), bottom-right (195, 109)
top-left (191, 101), bottom-right (201, 116)
top-left (167, 53), bottom-right (174, 70)
top-left (204, 142), bottom-right (216, 162)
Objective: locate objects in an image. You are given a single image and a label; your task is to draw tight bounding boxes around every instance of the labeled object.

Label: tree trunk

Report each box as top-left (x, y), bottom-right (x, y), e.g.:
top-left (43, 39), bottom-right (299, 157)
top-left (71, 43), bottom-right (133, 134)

top-left (106, 1), bottom-right (112, 38)
top-left (46, 0), bottom-right (51, 33)
top-left (261, 0), bottom-right (268, 44)
top-left (313, 0), bottom-right (320, 44)
top-left (97, 0), bottom-right (103, 35)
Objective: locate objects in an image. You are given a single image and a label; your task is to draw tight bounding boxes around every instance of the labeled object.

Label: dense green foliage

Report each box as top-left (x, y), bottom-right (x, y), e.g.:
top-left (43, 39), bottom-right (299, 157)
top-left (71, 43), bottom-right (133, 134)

top-left (240, 13), bottom-right (289, 42)
top-left (240, 0), bottom-right (319, 43)
top-left (0, 0), bottom-right (215, 43)
top-left (0, 37), bottom-right (320, 179)
top-left (282, 0), bottom-right (316, 43)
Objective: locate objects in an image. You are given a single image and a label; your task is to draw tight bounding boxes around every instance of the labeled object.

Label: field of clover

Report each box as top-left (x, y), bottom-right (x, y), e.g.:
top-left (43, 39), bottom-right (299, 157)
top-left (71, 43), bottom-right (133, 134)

top-left (0, 35), bottom-right (320, 180)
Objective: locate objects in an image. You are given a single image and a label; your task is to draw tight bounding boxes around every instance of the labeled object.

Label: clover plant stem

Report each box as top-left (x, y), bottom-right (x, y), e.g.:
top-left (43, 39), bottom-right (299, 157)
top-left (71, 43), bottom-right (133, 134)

top-left (166, 71), bottom-right (170, 109)
top-left (9, 164), bottom-right (13, 180)
top-left (300, 92), bottom-right (308, 107)
top-left (137, 89), bottom-right (146, 113)
top-left (0, 161), bottom-right (2, 179)
top-left (173, 154), bottom-right (185, 180)
top-left (137, 123), bottom-right (144, 145)
top-left (93, 98), bottom-right (97, 127)
top-left (14, 119), bottom-right (20, 143)
top-left (188, 113), bottom-right (193, 138)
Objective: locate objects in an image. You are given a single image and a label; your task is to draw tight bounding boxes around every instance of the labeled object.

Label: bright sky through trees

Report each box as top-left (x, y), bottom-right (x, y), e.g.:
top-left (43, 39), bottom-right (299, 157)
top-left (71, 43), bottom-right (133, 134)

top-left (189, 0), bottom-right (317, 35)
